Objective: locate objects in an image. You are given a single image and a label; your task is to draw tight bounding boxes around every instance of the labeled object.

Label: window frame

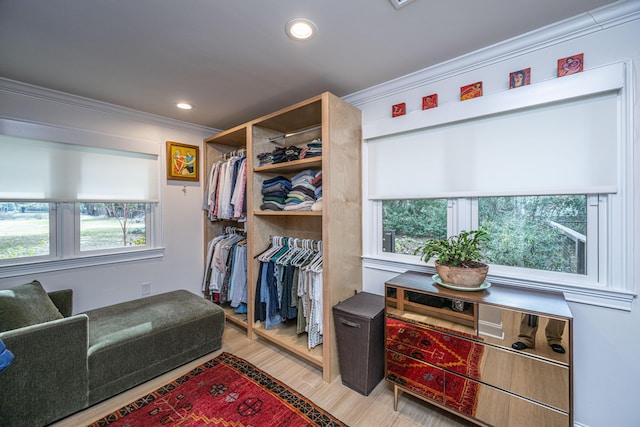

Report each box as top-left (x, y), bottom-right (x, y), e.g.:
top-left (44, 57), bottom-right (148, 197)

top-left (76, 202), bottom-right (153, 255)
top-left (364, 193), bottom-right (633, 310)
top-left (0, 201), bottom-right (163, 278)
top-left (372, 195), bottom-right (600, 283)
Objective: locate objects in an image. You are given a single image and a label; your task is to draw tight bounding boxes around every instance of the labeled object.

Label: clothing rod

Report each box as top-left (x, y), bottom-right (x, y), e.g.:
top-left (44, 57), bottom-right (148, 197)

top-left (255, 236), bottom-right (321, 259)
top-left (222, 148), bottom-right (246, 160)
top-left (268, 124), bottom-right (322, 144)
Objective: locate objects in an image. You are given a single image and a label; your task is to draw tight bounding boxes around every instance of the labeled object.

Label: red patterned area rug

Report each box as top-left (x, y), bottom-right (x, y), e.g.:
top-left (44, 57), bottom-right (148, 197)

top-left (385, 318), bottom-right (484, 417)
top-left (88, 352), bottom-right (348, 427)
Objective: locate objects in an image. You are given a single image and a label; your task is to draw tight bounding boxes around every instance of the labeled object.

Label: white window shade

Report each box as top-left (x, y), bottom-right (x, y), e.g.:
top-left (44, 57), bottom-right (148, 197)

top-left (0, 135), bottom-right (159, 202)
top-left (367, 92), bottom-right (618, 199)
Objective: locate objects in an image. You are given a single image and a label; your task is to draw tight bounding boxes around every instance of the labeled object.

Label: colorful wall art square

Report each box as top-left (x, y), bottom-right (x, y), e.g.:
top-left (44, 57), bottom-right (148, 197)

top-left (460, 82), bottom-right (482, 101)
top-left (557, 53), bottom-right (584, 77)
top-left (509, 68), bottom-right (531, 89)
top-left (392, 102), bottom-right (406, 117)
top-left (422, 94), bottom-right (438, 110)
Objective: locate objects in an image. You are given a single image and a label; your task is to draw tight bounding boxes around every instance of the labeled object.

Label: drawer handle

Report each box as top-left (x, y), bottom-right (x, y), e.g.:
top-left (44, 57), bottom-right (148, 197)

top-left (339, 317), bottom-right (361, 328)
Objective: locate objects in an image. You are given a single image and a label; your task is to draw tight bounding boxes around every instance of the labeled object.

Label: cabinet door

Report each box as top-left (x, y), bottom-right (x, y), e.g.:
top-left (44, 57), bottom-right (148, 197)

top-left (386, 317), bottom-right (482, 378)
top-left (476, 305), bottom-right (570, 412)
top-left (385, 285), bottom-right (477, 337)
top-left (477, 305), bottom-right (570, 365)
top-left (445, 369), bottom-right (570, 427)
top-left (477, 342), bottom-right (569, 411)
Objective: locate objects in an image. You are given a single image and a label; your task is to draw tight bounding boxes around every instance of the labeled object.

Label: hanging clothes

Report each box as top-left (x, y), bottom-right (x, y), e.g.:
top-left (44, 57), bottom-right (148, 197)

top-left (254, 236), bottom-right (323, 348)
top-left (202, 228), bottom-right (247, 313)
top-left (204, 154), bottom-right (247, 221)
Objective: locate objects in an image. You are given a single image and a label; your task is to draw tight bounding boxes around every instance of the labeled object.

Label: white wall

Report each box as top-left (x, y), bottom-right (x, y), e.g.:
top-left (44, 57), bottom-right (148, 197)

top-left (0, 80), bottom-right (216, 313)
top-left (346, 2), bottom-right (640, 427)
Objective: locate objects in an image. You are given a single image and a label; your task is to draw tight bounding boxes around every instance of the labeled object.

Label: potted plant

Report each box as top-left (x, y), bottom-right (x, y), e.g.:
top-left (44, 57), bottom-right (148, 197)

top-left (414, 229), bottom-right (489, 288)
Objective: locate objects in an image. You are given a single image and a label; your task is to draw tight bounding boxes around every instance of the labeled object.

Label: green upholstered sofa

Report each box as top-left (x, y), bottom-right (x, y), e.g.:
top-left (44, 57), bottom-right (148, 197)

top-left (0, 280), bottom-right (225, 427)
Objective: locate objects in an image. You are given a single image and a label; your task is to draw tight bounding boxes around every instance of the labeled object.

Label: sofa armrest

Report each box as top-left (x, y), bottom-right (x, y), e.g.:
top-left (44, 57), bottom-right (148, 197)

top-left (0, 314), bottom-right (89, 427)
top-left (48, 289), bottom-right (73, 317)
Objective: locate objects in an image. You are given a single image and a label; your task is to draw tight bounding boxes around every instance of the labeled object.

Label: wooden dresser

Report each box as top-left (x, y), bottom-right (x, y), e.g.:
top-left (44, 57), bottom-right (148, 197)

top-left (384, 271), bottom-right (573, 427)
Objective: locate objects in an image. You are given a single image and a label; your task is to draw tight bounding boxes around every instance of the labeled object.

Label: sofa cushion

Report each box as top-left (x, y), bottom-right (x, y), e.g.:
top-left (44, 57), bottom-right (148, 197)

top-left (0, 280), bottom-right (64, 332)
top-left (84, 290), bottom-right (225, 405)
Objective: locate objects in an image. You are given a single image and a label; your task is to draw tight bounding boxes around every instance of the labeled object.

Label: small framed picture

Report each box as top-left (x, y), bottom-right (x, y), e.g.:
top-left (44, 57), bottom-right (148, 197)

top-left (392, 102), bottom-right (406, 118)
top-left (422, 94), bottom-right (438, 110)
top-left (460, 82), bottom-right (483, 101)
top-left (167, 141), bottom-right (199, 181)
top-left (509, 68), bottom-right (531, 89)
top-left (557, 53), bottom-right (584, 77)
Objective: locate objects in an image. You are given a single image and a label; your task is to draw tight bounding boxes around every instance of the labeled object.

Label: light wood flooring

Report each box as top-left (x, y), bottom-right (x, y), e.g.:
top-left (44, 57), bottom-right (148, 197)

top-left (51, 322), bottom-right (475, 427)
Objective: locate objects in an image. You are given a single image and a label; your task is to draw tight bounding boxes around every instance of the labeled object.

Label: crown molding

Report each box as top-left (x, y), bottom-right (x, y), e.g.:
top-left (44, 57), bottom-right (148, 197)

top-left (0, 77), bottom-right (220, 135)
top-left (343, 0), bottom-right (640, 107)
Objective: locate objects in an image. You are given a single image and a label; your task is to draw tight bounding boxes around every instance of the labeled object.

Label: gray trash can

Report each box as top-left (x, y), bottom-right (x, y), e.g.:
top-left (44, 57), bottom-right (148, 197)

top-left (332, 291), bottom-right (384, 395)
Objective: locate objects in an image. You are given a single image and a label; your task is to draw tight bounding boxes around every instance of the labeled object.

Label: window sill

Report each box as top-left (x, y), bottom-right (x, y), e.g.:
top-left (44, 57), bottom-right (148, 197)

top-left (363, 255), bottom-right (636, 312)
top-left (0, 247), bottom-right (165, 279)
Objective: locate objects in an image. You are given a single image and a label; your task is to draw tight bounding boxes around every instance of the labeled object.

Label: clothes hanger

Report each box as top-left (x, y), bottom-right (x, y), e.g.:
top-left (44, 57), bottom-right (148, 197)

top-left (291, 239), bottom-right (313, 266)
top-left (277, 238), bottom-right (301, 265)
top-left (257, 235), bottom-right (283, 262)
top-left (269, 237), bottom-right (291, 263)
top-left (309, 241), bottom-right (323, 272)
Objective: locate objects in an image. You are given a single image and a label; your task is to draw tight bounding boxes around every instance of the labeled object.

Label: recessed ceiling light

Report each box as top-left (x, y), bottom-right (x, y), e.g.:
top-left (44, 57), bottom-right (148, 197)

top-left (285, 18), bottom-right (317, 40)
top-left (176, 102), bottom-right (194, 110)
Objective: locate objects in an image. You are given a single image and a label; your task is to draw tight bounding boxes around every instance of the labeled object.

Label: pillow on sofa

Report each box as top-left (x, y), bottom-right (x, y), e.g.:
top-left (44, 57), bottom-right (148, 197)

top-left (0, 280), bottom-right (64, 332)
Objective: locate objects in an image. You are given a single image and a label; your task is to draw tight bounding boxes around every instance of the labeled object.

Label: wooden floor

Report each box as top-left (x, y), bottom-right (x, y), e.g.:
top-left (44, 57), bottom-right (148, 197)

top-left (51, 322), bottom-right (475, 427)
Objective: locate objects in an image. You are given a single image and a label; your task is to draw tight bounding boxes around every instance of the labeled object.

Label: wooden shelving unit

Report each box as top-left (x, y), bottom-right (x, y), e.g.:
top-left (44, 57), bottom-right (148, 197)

top-left (203, 92), bottom-right (362, 382)
top-left (203, 124), bottom-right (251, 331)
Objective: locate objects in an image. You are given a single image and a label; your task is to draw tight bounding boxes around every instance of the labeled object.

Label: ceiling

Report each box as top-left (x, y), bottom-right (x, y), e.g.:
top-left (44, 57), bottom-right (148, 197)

top-left (0, 0), bottom-right (620, 131)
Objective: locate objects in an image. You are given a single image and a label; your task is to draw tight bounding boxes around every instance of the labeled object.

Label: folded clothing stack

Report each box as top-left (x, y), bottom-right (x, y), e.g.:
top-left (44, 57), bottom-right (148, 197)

top-left (256, 138), bottom-right (322, 167)
top-left (260, 175), bottom-right (292, 211)
top-left (311, 171), bottom-right (322, 211)
top-left (284, 169), bottom-right (319, 211)
top-left (300, 138), bottom-right (322, 159)
top-left (256, 151), bottom-right (273, 167)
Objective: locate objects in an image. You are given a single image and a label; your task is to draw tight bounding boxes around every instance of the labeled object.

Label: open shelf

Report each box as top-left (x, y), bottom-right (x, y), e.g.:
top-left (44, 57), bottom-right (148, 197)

top-left (220, 305), bottom-right (249, 329)
top-left (254, 157), bottom-right (322, 174)
top-left (252, 321), bottom-right (324, 368)
top-left (253, 210), bottom-right (321, 216)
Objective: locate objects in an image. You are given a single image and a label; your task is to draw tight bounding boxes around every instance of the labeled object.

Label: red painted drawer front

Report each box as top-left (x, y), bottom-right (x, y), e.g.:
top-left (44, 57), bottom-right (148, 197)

top-left (443, 370), bottom-right (480, 417)
top-left (386, 317), bottom-right (483, 378)
top-left (386, 350), bottom-right (445, 403)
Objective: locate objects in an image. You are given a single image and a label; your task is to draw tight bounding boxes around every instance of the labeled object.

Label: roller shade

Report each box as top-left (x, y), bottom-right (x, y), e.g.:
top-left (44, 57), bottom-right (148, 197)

top-left (367, 92), bottom-right (618, 199)
top-left (0, 134), bottom-right (159, 202)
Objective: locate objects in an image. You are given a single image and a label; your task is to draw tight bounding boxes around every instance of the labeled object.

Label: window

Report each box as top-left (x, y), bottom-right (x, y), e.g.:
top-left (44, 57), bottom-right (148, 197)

top-left (380, 195), bottom-right (592, 277)
top-left (80, 203), bottom-right (148, 252)
top-left (0, 124), bottom-right (162, 276)
top-left (373, 195), bottom-right (607, 284)
top-left (365, 63), bottom-right (633, 308)
top-left (382, 199), bottom-right (447, 255)
top-left (0, 201), bottom-right (154, 263)
top-left (0, 202), bottom-right (51, 259)
top-left (478, 195), bottom-right (588, 275)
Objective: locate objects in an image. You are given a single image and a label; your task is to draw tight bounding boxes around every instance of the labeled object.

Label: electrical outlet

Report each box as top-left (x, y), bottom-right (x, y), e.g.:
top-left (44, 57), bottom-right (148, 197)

top-left (141, 282), bottom-right (151, 296)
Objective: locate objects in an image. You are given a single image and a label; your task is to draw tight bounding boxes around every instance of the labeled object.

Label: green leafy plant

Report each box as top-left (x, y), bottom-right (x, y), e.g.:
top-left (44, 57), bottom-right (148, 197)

top-left (414, 229), bottom-right (489, 268)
